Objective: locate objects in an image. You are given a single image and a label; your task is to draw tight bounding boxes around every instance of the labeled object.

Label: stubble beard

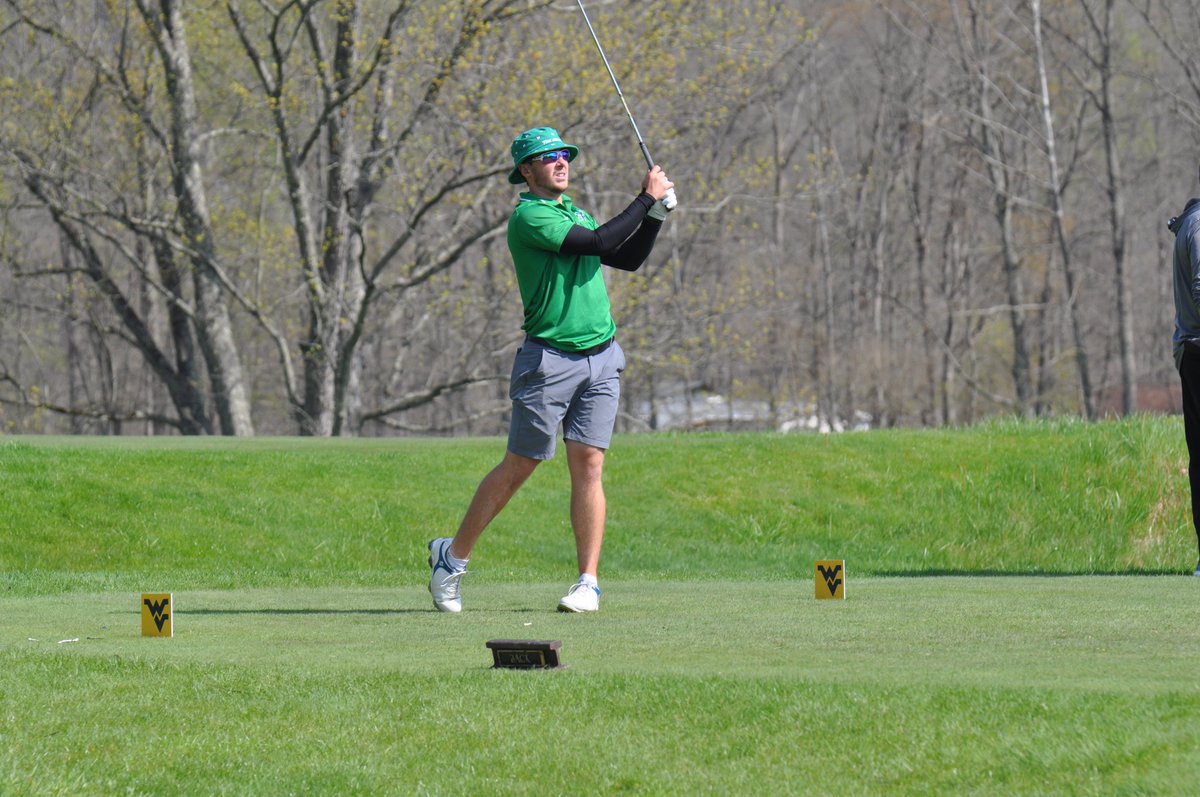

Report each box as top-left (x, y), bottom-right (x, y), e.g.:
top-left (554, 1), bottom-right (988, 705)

top-left (528, 164), bottom-right (569, 201)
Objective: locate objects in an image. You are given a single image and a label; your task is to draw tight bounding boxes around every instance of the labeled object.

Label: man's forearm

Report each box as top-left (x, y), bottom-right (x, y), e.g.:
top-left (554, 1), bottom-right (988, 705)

top-left (558, 193), bottom-right (656, 256)
top-left (601, 218), bottom-right (662, 272)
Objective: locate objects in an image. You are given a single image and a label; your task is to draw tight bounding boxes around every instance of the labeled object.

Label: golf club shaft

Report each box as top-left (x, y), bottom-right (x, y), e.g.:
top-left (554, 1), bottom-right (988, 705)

top-left (575, 0), bottom-right (655, 170)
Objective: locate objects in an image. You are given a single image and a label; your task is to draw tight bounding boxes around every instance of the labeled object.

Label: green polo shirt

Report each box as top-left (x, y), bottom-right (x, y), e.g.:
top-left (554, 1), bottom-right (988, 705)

top-left (506, 192), bottom-right (617, 351)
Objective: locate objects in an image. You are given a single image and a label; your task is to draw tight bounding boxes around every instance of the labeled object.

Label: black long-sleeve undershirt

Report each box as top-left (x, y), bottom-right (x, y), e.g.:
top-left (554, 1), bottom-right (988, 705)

top-left (558, 192), bottom-right (663, 272)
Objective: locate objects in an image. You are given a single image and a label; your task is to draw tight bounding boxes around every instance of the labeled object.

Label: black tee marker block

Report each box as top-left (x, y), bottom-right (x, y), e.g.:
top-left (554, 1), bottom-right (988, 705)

top-left (486, 639), bottom-right (564, 669)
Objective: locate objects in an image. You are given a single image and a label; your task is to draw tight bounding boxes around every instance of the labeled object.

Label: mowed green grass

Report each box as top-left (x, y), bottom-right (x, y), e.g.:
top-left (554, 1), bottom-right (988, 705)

top-left (2, 418), bottom-right (1199, 795)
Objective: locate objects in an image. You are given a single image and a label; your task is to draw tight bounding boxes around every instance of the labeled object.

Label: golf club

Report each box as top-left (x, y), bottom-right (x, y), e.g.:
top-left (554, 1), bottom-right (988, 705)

top-left (575, 0), bottom-right (677, 210)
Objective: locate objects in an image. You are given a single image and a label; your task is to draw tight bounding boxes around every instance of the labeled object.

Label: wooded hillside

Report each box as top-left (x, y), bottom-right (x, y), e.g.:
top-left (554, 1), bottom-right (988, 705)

top-left (1, 0), bottom-right (1194, 435)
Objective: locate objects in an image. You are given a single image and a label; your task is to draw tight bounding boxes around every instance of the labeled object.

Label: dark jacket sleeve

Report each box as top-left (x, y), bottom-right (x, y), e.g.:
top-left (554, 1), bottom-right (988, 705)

top-left (1189, 226), bottom-right (1200, 305)
top-left (559, 192), bottom-right (663, 272)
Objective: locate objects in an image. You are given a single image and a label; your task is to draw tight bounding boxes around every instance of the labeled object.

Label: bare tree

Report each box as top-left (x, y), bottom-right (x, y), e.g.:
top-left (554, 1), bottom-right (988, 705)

top-left (1127, 0), bottom-right (1200, 132)
top-left (3, 0), bottom-right (250, 433)
top-left (137, 0), bottom-right (254, 434)
top-left (1046, 0), bottom-right (1136, 414)
top-left (0, 0), bottom-right (539, 435)
top-left (224, 0), bottom-right (526, 434)
top-left (953, 0), bottom-right (1035, 417)
top-left (1031, 0), bottom-right (1096, 418)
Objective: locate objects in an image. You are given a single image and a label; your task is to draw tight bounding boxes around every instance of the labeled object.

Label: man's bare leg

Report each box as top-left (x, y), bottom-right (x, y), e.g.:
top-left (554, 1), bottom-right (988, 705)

top-left (449, 450), bottom-right (540, 560)
top-left (565, 440), bottom-right (606, 576)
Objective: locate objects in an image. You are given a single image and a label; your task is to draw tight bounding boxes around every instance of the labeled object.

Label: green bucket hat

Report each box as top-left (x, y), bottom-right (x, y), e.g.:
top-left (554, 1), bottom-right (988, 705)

top-left (508, 127), bottom-right (578, 185)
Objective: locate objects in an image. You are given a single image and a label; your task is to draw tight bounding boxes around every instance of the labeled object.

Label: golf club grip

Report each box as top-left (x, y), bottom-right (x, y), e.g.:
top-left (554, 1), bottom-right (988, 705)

top-left (637, 142), bottom-right (677, 211)
top-left (638, 141), bottom-right (654, 170)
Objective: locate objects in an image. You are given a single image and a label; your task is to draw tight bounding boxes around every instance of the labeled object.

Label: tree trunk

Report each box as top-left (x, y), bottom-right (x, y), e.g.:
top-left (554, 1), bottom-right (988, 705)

top-left (140, 0), bottom-right (253, 434)
top-left (1031, 0), bottom-right (1095, 419)
top-left (1094, 0), bottom-right (1135, 415)
top-left (965, 0), bottom-right (1033, 416)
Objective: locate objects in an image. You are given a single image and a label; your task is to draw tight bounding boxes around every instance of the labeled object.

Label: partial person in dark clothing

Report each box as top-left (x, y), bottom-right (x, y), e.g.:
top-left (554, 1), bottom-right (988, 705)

top-left (1167, 181), bottom-right (1200, 576)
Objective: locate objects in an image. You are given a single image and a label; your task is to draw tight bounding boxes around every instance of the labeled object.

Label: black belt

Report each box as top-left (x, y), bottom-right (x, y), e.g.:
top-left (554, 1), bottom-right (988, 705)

top-left (527, 336), bottom-right (613, 357)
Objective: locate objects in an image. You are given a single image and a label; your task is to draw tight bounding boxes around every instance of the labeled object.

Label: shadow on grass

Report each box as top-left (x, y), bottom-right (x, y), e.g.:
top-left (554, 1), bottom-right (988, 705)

top-left (187, 607), bottom-right (429, 616)
top-left (186, 607), bottom-right (545, 615)
top-left (871, 568), bottom-right (1193, 577)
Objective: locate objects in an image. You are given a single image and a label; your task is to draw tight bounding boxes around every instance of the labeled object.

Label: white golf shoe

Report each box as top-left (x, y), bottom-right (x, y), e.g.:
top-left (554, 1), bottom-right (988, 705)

top-left (557, 581), bottom-right (600, 613)
top-left (428, 538), bottom-right (465, 613)
top-left (1194, 558), bottom-right (1200, 577)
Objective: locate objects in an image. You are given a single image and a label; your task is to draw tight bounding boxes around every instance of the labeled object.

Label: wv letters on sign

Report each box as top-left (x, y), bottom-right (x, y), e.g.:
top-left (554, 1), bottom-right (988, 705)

top-left (818, 564), bottom-right (842, 593)
top-left (141, 593), bottom-right (174, 637)
top-left (144, 598), bottom-right (170, 631)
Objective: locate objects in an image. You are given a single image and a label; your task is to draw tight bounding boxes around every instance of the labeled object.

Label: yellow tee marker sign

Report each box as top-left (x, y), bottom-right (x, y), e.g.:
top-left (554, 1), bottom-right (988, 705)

top-left (141, 593), bottom-right (173, 637)
top-left (815, 561), bottom-right (845, 600)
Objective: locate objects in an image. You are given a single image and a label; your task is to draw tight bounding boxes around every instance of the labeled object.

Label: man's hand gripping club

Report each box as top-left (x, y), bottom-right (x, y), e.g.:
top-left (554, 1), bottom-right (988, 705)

top-left (643, 165), bottom-right (677, 221)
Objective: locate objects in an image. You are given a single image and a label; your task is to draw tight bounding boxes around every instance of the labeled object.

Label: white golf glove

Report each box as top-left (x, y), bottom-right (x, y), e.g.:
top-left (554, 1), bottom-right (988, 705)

top-left (647, 188), bottom-right (677, 221)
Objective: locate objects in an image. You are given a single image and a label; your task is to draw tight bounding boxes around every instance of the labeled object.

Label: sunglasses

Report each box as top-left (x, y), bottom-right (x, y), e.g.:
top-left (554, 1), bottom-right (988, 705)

top-left (528, 149), bottom-right (570, 164)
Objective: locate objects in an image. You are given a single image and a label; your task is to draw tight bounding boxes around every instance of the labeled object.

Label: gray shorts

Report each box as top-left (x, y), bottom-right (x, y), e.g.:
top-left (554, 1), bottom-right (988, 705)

top-left (507, 338), bottom-right (626, 460)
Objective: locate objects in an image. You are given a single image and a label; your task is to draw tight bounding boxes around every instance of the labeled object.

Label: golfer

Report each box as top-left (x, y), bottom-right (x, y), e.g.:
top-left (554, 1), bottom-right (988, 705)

top-left (428, 126), bottom-right (674, 612)
top-left (1168, 177), bottom-right (1200, 577)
